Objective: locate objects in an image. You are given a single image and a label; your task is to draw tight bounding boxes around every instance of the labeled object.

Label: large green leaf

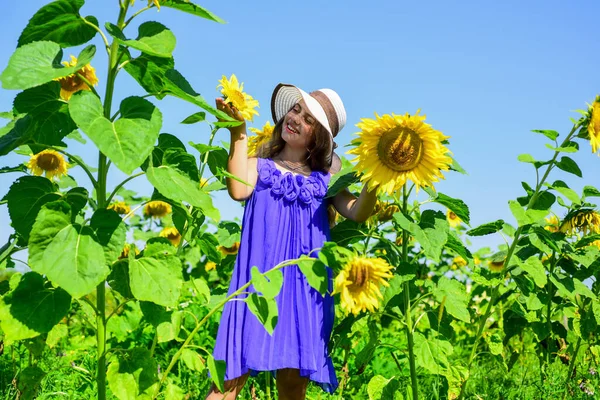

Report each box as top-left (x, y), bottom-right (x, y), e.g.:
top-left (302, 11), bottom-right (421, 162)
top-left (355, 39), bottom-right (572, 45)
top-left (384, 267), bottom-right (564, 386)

top-left (129, 252), bottom-right (183, 308)
top-left (250, 267), bottom-right (283, 299)
top-left (0, 272), bottom-right (71, 343)
top-left (12, 81), bottom-right (78, 147)
top-left (161, 0), bottom-right (225, 23)
top-left (517, 256), bottom-right (547, 288)
top-left (1, 42), bottom-right (95, 90)
top-left (555, 156), bottom-right (582, 178)
top-left (466, 219), bottom-right (505, 236)
top-left (413, 332), bottom-right (453, 375)
top-left (0, 116), bottom-right (32, 156)
top-left (106, 21), bottom-right (176, 58)
top-left (508, 200), bottom-right (548, 226)
top-left (69, 92), bottom-right (162, 174)
top-left (423, 189), bottom-right (471, 224)
top-left (123, 52), bottom-right (174, 98)
top-left (107, 260), bottom-right (133, 298)
top-left (146, 163), bottom-right (219, 221)
top-left (207, 355), bottom-right (226, 393)
top-left (367, 375), bottom-right (402, 400)
top-left (550, 274), bottom-right (596, 301)
top-left (18, 0), bottom-right (98, 47)
top-left (17, 366), bottom-right (46, 400)
top-left (297, 256), bottom-right (329, 296)
top-left (139, 301), bottom-right (182, 343)
top-left (2, 176), bottom-right (61, 242)
top-left (394, 210), bottom-right (448, 263)
top-left (326, 169), bottom-right (360, 199)
top-left (245, 293), bottom-right (278, 335)
top-left (181, 348), bottom-right (205, 372)
top-left (107, 348), bottom-right (159, 400)
top-left (433, 277), bottom-right (470, 323)
top-left (28, 201), bottom-right (108, 298)
top-left (91, 209), bottom-right (126, 264)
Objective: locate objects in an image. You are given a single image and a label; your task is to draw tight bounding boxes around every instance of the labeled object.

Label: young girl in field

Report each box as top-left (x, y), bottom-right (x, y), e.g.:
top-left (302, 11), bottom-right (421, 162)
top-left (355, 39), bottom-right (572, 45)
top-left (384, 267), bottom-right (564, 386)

top-left (206, 83), bottom-right (379, 400)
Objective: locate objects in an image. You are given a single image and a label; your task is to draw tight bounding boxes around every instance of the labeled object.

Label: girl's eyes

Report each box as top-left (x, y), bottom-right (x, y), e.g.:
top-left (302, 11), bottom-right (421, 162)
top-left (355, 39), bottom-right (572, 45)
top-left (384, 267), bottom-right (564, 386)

top-left (305, 117), bottom-right (314, 125)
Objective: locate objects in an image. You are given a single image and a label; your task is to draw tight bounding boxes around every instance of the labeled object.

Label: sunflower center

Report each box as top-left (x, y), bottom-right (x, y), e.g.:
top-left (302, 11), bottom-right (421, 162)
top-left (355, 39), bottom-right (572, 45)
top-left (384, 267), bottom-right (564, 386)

top-left (228, 90), bottom-right (246, 108)
top-left (349, 261), bottom-right (371, 289)
top-left (377, 126), bottom-right (424, 172)
top-left (37, 153), bottom-right (62, 171)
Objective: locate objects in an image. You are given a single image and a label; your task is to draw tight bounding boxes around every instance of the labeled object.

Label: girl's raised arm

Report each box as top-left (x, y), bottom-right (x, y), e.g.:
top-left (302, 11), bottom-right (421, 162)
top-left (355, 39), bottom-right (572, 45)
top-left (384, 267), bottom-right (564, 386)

top-left (216, 98), bottom-right (258, 201)
top-left (332, 184), bottom-right (379, 223)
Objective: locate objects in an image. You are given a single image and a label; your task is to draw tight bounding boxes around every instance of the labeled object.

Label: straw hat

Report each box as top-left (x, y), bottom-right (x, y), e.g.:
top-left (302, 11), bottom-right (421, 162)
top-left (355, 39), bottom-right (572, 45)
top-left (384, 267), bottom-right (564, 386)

top-left (270, 83), bottom-right (347, 145)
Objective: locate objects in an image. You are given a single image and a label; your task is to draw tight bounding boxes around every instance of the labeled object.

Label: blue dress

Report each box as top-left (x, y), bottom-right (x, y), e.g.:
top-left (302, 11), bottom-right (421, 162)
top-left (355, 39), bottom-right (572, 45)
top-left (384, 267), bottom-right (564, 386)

top-left (212, 157), bottom-right (338, 393)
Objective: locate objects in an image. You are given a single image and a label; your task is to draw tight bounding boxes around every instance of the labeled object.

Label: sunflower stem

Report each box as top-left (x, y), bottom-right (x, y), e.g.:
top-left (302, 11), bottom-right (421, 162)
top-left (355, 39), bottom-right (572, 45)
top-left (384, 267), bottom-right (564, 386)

top-left (401, 184), bottom-right (419, 400)
top-left (81, 17), bottom-right (111, 54)
top-left (457, 122), bottom-right (581, 399)
top-left (106, 171), bottom-right (145, 204)
top-left (124, 5), bottom-right (153, 28)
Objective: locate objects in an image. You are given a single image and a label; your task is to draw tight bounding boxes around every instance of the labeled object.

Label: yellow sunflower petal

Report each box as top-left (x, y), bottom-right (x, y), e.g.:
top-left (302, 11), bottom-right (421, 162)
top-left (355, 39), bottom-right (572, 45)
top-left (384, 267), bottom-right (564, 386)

top-left (26, 149), bottom-right (69, 181)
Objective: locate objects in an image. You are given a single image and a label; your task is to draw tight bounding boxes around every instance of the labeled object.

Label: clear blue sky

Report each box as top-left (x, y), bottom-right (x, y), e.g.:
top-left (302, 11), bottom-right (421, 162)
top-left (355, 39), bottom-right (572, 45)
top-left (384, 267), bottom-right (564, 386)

top-left (1, 0), bottom-right (599, 253)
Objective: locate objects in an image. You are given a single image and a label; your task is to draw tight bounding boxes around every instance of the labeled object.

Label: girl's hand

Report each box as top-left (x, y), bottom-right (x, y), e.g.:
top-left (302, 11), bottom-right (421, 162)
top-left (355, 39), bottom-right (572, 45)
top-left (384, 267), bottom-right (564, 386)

top-left (216, 97), bottom-right (246, 134)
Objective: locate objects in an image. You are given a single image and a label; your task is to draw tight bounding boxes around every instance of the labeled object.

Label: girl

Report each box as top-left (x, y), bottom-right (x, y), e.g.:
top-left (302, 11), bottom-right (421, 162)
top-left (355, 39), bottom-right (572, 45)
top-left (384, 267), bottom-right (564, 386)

top-left (207, 83), bottom-right (378, 400)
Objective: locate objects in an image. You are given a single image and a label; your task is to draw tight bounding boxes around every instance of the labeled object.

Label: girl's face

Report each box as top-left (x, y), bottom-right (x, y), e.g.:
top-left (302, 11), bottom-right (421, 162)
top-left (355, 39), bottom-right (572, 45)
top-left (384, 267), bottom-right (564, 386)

top-left (281, 100), bottom-right (317, 150)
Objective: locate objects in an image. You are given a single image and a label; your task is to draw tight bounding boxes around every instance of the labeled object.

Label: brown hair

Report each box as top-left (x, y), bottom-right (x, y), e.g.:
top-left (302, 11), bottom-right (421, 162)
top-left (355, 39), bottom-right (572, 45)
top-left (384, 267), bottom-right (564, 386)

top-left (257, 110), bottom-right (340, 173)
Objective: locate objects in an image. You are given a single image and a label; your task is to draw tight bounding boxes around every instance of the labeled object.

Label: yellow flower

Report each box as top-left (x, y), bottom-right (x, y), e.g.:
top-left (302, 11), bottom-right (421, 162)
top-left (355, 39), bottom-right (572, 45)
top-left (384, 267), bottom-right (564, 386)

top-left (119, 244), bottom-right (139, 260)
top-left (108, 201), bottom-right (131, 215)
top-left (143, 200), bottom-right (172, 218)
top-left (589, 240), bottom-right (600, 250)
top-left (205, 261), bottom-right (217, 272)
top-left (473, 256), bottom-right (481, 265)
top-left (588, 96), bottom-right (600, 155)
top-left (217, 74), bottom-right (259, 122)
top-left (544, 215), bottom-right (560, 233)
top-left (148, 0), bottom-right (161, 10)
top-left (27, 149), bottom-right (69, 181)
top-left (333, 256), bottom-right (394, 316)
top-left (447, 209), bottom-right (461, 228)
top-left (248, 121), bottom-right (274, 156)
top-left (377, 204), bottom-right (399, 222)
top-left (348, 111), bottom-right (453, 195)
top-left (450, 256), bottom-right (467, 270)
top-left (160, 227), bottom-right (182, 247)
top-left (55, 55), bottom-right (99, 101)
top-left (488, 259), bottom-right (505, 273)
top-left (218, 242), bottom-right (240, 256)
top-left (560, 209), bottom-right (600, 236)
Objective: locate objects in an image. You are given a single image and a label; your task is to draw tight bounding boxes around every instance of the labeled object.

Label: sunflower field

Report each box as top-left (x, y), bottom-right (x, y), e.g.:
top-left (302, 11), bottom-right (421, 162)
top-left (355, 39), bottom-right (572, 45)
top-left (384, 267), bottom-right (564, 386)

top-left (1, 1), bottom-right (600, 399)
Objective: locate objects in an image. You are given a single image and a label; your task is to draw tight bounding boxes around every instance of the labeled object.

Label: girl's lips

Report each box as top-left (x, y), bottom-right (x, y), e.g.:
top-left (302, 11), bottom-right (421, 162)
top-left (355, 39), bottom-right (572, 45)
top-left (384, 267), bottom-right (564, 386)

top-left (286, 124), bottom-right (298, 134)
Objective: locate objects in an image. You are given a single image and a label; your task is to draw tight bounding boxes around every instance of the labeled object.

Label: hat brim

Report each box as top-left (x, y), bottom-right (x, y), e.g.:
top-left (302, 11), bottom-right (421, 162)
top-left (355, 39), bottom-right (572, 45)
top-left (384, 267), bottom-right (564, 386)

top-left (271, 84), bottom-right (334, 140)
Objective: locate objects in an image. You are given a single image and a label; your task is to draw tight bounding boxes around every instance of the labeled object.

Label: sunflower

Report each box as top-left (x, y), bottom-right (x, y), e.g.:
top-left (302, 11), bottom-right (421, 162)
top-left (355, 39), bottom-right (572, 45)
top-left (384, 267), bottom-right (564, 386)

top-left (108, 201), bottom-right (131, 215)
top-left (218, 242), bottom-right (240, 256)
top-left (55, 55), bottom-right (99, 101)
top-left (447, 210), bottom-right (462, 228)
top-left (160, 227), bottom-right (182, 247)
top-left (450, 256), bottom-right (467, 270)
top-left (27, 149), bottom-right (69, 181)
top-left (560, 209), bottom-right (600, 236)
top-left (217, 74), bottom-right (259, 122)
top-left (205, 261), bottom-right (217, 272)
top-left (377, 204), bottom-right (399, 222)
top-left (143, 200), bottom-right (172, 218)
top-left (248, 121), bottom-right (274, 156)
top-left (348, 111), bottom-right (452, 195)
top-left (333, 256), bottom-right (394, 316)
top-left (544, 215), bottom-right (560, 233)
top-left (119, 244), bottom-right (139, 260)
top-left (587, 96), bottom-right (600, 155)
top-left (488, 259), bottom-right (505, 273)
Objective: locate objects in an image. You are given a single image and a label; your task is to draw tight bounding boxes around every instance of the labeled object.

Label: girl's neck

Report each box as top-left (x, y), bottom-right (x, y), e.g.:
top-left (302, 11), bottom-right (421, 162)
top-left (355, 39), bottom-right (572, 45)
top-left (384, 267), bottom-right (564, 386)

top-left (278, 146), bottom-right (308, 163)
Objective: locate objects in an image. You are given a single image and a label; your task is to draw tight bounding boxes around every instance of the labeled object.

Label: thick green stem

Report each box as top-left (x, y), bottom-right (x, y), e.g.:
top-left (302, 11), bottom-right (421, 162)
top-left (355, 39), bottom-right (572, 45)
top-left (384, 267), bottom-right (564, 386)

top-left (401, 185), bottom-right (418, 400)
top-left (265, 371), bottom-right (272, 400)
top-left (457, 123), bottom-right (580, 399)
top-left (562, 336), bottom-right (583, 399)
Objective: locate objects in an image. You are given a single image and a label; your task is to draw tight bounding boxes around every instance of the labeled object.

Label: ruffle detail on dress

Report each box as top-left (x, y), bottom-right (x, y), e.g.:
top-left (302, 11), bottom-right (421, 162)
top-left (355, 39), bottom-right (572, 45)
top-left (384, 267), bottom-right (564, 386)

top-left (257, 158), bottom-right (328, 205)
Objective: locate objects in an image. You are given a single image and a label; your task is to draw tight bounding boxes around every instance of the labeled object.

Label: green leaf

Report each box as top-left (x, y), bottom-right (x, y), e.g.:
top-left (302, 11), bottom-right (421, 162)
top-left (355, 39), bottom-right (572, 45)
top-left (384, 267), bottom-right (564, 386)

top-left (180, 112), bottom-right (206, 124)
top-left (2, 176), bottom-right (61, 242)
top-left (1, 42), bottom-right (95, 90)
top-left (367, 375), bottom-right (401, 400)
top-left (555, 156), bottom-right (582, 178)
top-left (250, 267), bottom-right (283, 299)
top-left (161, 0), bottom-right (225, 23)
top-left (545, 142), bottom-right (578, 153)
top-left (106, 21), bottom-right (176, 58)
top-left (532, 129), bottom-right (559, 141)
top-left (207, 355), bottom-right (226, 393)
top-left (13, 81), bottom-right (78, 147)
top-left (69, 92), bottom-right (162, 175)
top-left (108, 260), bottom-right (133, 299)
top-left (0, 117), bottom-right (33, 156)
top-left (517, 256), bottom-right (547, 288)
top-left (424, 190), bottom-right (471, 224)
top-left (297, 256), bottom-right (329, 296)
top-left (330, 218), bottom-right (367, 246)
top-left (394, 210), bottom-right (448, 263)
top-left (444, 234), bottom-right (473, 261)
top-left (29, 201), bottom-right (108, 298)
top-left (508, 200), bottom-right (548, 226)
top-left (326, 170), bottom-right (360, 199)
top-left (0, 272), bottom-right (71, 343)
top-left (17, 366), bottom-right (46, 400)
top-left (107, 348), bottom-right (159, 400)
top-left (413, 332), bottom-right (453, 375)
top-left (245, 293), bottom-right (278, 335)
top-left (181, 348), bottom-right (205, 372)
top-left (517, 153), bottom-right (536, 164)
top-left (129, 250), bottom-right (183, 307)
top-left (549, 180), bottom-right (581, 204)
top-left (484, 331), bottom-right (504, 356)
top-left (583, 185), bottom-right (600, 199)
top-left (466, 219), bottom-right (505, 236)
top-left (123, 52), bottom-right (174, 98)
top-left (550, 274), bottom-right (596, 301)
top-left (146, 163), bottom-right (219, 221)
top-left (382, 273), bottom-right (414, 309)
top-left (433, 277), bottom-right (470, 322)
top-left (18, 0), bottom-right (98, 47)
top-left (90, 209), bottom-right (126, 265)
top-left (165, 382), bottom-right (186, 400)
top-left (139, 301), bottom-right (181, 343)
top-left (64, 187), bottom-right (88, 215)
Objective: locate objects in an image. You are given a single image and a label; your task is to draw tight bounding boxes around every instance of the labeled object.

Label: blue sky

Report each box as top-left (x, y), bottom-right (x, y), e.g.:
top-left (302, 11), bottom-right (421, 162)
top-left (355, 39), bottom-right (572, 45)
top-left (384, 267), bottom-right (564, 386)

top-left (1, 0), bottom-right (599, 253)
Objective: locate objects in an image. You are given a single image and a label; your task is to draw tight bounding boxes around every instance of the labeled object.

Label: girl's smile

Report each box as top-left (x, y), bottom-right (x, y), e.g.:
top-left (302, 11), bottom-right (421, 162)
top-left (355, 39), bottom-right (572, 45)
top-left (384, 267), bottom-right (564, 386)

top-left (281, 101), bottom-right (316, 148)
